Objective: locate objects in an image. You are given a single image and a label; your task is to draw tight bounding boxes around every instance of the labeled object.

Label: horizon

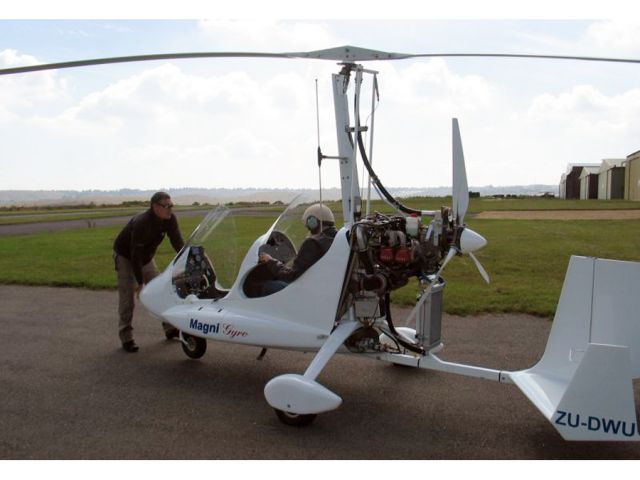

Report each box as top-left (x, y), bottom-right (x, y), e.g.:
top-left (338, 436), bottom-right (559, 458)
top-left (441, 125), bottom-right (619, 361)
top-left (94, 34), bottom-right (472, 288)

top-left (0, 183), bottom-right (560, 207)
top-left (0, 182), bottom-right (558, 192)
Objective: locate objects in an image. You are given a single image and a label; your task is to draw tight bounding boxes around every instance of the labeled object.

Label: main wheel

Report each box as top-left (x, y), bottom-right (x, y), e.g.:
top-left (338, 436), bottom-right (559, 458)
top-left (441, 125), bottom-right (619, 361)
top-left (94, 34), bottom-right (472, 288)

top-left (181, 333), bottom-right (207, 359)
top-left (274, 408), bottom-right (317, 427)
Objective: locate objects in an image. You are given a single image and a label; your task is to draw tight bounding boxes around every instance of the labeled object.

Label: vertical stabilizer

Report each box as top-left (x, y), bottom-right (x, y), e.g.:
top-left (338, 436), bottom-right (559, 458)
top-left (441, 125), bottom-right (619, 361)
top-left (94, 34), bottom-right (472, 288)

top-left (506, 256), bottom-right (640, 441)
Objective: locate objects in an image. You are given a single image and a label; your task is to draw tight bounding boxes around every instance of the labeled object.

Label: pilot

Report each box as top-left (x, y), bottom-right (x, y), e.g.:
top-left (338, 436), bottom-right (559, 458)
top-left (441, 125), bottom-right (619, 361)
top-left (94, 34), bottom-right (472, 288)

top-left (258, 203), bottom-right (338, 296)
top-left (113, 191), bottom-right (185, 352)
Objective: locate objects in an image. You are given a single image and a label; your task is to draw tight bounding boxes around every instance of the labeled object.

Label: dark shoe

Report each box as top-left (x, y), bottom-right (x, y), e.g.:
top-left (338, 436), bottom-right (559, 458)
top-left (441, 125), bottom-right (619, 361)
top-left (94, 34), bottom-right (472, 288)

top-left (122, 340), bottom-right (139, 353)
top-left (165, 328), bottom-right (179, 340)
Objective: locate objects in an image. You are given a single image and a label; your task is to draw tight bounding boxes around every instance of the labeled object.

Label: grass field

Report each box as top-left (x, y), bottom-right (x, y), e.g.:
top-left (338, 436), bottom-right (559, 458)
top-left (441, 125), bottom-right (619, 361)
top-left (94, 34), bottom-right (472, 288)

top-left (1, 197), bottom-right (638, 226)
top-left (356, 197), bottom-right (640, 215)
top-left (0, 204), bottom-right (242, 225)
top-left (0, 208), bottom-right (143, 225)
top-left (1, 201), bottom-right (639, 316)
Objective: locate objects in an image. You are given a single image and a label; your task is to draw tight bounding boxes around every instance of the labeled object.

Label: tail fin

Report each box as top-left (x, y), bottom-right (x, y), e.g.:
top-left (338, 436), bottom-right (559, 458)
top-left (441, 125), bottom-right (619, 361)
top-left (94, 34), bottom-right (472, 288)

top-left (506, 256), bottom-right (640, 441)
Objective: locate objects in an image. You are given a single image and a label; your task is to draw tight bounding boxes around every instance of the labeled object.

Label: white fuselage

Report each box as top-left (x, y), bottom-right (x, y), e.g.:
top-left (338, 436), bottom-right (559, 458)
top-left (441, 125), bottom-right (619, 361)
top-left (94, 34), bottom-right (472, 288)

top-left (140, 227), bottom-right (352, 351)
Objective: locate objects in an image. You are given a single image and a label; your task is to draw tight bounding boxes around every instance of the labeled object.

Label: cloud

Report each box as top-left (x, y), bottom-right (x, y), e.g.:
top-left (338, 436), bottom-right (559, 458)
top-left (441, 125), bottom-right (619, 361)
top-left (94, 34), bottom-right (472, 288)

top-left (345, 59), bottom-right (496, 188)
top-left (57, 64), bottom-right (262, 127)
top-left (56, 62), bottom-right (317, 127)
top-left (0, 49), bottom-right (70, 112)
top-left (501, 83), bottom-right (640, 185)
top-left (2, 59), bottom-right (326, 189)
top-left (4, 21), bottom-right (640, 191)
top-left (197, 20), bottom-right (341, 51)
top-left (391, 59), bottom-right (493, 112)
top-left (527, 84), bottom-right (640, 133)
top-left (585, 20), bottom-right (640, 52)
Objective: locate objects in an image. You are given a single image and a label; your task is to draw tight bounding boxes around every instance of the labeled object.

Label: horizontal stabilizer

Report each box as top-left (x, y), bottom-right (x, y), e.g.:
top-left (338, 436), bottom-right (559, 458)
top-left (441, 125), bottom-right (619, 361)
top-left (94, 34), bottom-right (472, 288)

top-left (505, 256), bottom-right (640, 441)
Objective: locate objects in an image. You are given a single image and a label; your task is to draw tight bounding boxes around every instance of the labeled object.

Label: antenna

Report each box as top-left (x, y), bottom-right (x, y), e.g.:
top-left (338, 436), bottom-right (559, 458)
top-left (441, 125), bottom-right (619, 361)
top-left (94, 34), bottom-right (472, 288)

top-left (315, 78), bottom-right (324, 230)
top-left (315, 78), bottom-right (321, 150)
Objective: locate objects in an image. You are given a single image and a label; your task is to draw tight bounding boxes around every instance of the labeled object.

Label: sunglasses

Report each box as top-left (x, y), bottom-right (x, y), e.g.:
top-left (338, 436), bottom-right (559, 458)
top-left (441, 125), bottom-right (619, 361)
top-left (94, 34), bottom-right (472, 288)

top-left (156, 203), bottom-right (174, 210)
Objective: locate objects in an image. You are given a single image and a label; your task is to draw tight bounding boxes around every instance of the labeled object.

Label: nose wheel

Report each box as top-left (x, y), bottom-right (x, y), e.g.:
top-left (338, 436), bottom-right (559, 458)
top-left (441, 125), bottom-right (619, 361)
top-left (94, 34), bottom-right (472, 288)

top-left (180, 332), bottom-right (207, 359)
top-left (274, 409), bottom-right (317, 427)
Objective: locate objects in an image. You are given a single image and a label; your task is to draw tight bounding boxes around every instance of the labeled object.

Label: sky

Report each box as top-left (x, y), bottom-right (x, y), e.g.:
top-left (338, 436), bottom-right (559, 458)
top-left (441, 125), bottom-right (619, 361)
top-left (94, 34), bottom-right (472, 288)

top-left (2, 2), bottom-right (640, 192)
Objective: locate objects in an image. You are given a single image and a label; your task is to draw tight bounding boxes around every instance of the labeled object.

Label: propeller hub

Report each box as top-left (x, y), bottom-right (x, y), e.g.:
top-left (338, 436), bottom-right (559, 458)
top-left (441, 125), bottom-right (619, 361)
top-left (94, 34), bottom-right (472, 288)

top-left (458, 227), bottom-right (487, 254)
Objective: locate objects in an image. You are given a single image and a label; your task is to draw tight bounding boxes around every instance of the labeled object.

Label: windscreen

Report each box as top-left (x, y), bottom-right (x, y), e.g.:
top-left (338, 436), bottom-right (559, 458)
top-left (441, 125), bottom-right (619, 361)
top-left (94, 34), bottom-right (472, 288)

top-left (174, 205), bottom-right (238, 290)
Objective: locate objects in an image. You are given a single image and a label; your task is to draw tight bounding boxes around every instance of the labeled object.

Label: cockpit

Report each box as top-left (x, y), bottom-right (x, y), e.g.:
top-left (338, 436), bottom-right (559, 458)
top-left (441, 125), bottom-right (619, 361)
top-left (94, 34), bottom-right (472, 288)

top-left (242, 230), bottom-right (297, 297)
top-left (169, 195), bottom-right (318, 301)
top-left (172, 245), bottom-right (226, 299)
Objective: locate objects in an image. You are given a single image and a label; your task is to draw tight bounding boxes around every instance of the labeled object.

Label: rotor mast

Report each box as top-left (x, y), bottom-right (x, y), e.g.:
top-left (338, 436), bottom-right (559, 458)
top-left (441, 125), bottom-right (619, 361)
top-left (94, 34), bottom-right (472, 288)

top-left (332, 62), bottom-right (379, 226)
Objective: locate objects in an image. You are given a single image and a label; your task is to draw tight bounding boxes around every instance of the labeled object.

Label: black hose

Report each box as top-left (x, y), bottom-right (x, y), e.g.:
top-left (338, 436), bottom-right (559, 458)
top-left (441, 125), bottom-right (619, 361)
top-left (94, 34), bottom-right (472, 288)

top-left (384, 293), bottom-right (425, 355)
top-left (356, 132), bottom-right (422, 216)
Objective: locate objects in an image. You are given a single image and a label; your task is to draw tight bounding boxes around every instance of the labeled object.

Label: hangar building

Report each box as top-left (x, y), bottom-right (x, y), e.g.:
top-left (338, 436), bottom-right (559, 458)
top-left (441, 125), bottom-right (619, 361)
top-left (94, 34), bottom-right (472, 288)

top-left (598, 159), bottom-right (625, 200)
top-left (579, 166), bottom-right (600, 200)
top-left (625, 151), bottom-right (640, 201)
top-left (561, 163), bottom-right (599, 199)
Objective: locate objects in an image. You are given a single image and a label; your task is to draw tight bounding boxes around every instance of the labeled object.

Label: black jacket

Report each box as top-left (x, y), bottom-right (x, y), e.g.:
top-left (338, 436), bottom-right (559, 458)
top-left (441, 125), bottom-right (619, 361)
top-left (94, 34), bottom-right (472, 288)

top-left (265, 226), bottom-right (338, 283)
top-left (113, 209), bottom-right (184, 284)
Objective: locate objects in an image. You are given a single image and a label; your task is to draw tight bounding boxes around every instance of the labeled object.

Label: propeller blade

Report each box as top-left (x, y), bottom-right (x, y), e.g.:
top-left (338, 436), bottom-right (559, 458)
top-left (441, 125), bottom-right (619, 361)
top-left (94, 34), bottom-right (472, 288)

top-left (469, 252), bottom-right (490, 284)
top-left (452, 118), bottom-right (469, 225)
top-left (436, 247), bottom-right (458, 278)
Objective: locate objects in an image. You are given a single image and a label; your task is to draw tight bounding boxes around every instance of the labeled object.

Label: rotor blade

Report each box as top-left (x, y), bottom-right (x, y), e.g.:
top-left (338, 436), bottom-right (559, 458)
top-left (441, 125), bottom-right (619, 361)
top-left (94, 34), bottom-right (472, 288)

top-left (452, 118), bottom-right (469, 225)
top-left (0, 46), bottom-right (410, 76)
top-left (3, 45), bottom-right (640, 77)
top-left (0, 52), bottom-right (294, 76)
top-left (469, 252), bottom-right (490, 284)
top-left (405, 52), bottom-right (640, 64)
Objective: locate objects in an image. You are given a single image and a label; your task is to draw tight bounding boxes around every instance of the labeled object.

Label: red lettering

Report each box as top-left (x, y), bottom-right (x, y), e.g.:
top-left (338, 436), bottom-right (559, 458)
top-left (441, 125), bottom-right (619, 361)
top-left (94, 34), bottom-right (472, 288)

top-left (222, 323), bottom-right (248, 339)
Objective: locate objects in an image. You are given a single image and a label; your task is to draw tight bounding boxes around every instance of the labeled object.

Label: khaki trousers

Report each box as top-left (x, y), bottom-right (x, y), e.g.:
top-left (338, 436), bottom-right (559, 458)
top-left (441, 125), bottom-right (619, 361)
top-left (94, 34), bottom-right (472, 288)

top-left (114, 253), bottom-right (174, 343)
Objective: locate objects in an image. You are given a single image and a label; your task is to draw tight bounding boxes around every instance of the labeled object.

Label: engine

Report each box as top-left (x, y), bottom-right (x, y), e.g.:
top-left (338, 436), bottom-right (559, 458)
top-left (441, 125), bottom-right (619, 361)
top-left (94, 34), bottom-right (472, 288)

top-left (339, 209), bottom-right (455, 354)
top-left (348, 209), bottom-right (454, 292)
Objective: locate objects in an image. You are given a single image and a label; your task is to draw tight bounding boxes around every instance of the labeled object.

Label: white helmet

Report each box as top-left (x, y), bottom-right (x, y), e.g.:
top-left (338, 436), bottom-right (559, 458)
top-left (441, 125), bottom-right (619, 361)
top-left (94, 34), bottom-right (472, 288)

top-left (302, 203), bottom-right (335, 231)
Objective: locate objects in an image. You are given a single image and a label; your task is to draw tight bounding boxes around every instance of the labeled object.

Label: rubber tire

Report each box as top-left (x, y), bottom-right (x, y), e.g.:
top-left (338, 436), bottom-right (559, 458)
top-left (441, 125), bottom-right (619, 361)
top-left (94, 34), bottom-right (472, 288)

top-left (274, 408), bottom-right (317, 427)
top-left (181, 333), bottom-right (207, 359)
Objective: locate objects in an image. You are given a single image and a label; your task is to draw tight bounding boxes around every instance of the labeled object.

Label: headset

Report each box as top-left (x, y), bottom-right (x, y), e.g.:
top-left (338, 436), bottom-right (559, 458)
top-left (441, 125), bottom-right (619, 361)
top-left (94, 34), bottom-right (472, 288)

top-left (306, 215), bottom-right (320, 231)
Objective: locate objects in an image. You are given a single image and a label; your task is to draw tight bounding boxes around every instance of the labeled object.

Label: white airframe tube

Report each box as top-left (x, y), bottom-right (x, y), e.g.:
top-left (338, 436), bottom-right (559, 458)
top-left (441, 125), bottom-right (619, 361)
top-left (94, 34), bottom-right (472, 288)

top-left (304, 318), bottom-right (360, 381)
top-left (366, 74), bottom-right (377, 216)
top-left (352, 67), bottom-right (363, 220)
top-left (332, 70), bottom-right (360, 226)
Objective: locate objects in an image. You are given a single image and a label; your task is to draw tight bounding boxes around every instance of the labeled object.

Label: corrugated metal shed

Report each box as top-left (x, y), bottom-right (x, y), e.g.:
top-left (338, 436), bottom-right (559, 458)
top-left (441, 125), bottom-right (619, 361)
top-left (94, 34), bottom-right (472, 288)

top-left (625, 150), bottom-right (640, 201)
top-left (579, 166), bottom-right (599, 199)
top-left (597, 159), bottom-right (625, 200)
top-left (564, 163), bottom-right (599, 199)
top-left (559, 173), bottom-right (567, 199)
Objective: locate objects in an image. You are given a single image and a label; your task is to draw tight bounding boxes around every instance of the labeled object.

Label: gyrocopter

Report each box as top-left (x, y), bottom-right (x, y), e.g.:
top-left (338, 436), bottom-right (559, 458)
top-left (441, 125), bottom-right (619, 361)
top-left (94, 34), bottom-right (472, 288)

top-left (3, 45), bottom-right (639, 440)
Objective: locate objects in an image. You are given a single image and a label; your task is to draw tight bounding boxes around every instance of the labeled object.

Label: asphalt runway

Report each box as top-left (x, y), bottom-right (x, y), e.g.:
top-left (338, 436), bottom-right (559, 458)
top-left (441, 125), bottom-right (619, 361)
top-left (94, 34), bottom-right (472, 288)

top-left (1, 284), bottom-right (639, 459)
